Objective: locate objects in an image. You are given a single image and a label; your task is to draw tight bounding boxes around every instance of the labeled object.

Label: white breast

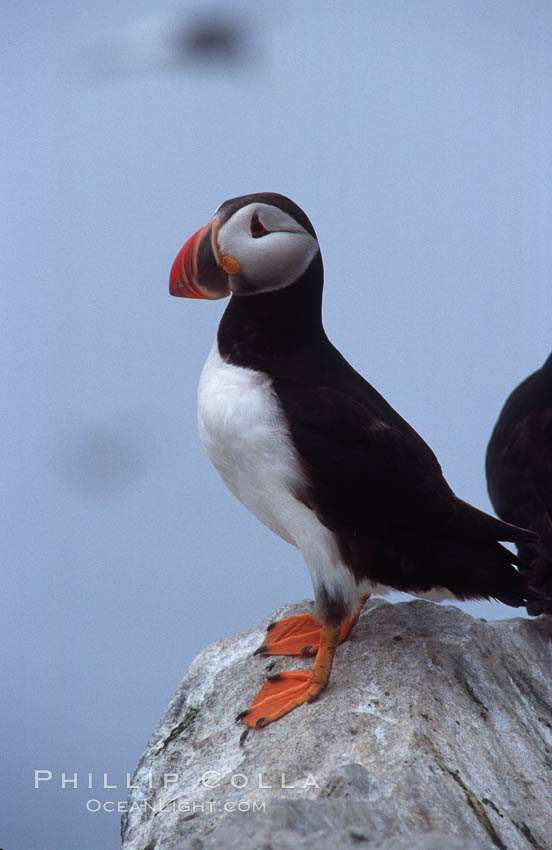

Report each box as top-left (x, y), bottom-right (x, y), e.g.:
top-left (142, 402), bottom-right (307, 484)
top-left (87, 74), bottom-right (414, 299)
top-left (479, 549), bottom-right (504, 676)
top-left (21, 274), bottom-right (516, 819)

top-left (197, 344), bottom-right (360, 618)
top-left (197, 343), bottom-right (305, 546)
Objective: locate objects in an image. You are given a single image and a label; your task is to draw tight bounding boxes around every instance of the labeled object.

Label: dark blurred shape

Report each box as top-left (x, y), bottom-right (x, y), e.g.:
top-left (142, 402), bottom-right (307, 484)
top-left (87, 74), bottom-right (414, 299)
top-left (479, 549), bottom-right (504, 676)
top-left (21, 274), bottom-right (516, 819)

top-left (90, 9), bottom-right (251, 77)
top-left (181, 14), bottom-right (247, 63)
top-left (486, 352), bottom-right (552, 614)
top-left (54, 415), bottom-right (154, 498)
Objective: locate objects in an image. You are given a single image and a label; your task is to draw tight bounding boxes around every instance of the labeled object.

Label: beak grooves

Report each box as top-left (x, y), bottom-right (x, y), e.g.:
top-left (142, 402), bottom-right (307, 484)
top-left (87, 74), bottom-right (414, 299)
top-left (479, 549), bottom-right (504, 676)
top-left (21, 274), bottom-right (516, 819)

top-left (169, 219), bottom-right (231, 300)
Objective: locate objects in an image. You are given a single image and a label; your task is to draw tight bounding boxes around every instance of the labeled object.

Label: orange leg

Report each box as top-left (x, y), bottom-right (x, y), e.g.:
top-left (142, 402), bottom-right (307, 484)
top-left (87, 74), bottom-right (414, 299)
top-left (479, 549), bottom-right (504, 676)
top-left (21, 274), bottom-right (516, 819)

top-left (254, 595), bottom-right (369, 657)
top-left (239, 623), bottom-right (341, 728)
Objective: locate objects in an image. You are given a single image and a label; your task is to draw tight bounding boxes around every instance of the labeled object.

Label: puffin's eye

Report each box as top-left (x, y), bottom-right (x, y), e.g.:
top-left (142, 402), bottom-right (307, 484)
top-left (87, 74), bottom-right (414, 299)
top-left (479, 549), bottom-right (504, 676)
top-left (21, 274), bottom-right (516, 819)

top-left (250, 213), bottom-right (268, 238)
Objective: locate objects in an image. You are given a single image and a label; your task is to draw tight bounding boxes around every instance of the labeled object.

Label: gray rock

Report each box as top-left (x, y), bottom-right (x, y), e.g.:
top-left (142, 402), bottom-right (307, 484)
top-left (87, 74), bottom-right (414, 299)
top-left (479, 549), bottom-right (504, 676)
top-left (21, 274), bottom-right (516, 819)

top-left (121, 599), bottom-right (552, 850)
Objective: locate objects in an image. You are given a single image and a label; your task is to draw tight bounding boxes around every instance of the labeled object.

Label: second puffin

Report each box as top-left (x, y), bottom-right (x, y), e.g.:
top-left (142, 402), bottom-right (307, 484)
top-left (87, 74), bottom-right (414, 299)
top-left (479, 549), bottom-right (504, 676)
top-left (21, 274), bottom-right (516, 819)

top-left (170, 192), bottom-right (545, 728)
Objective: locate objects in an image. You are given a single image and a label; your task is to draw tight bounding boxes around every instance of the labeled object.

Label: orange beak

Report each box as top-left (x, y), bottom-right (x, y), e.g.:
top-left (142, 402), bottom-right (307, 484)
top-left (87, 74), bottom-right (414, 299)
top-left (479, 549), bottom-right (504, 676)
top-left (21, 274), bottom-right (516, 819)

top-left (169, 219), bottom-right (231, 300)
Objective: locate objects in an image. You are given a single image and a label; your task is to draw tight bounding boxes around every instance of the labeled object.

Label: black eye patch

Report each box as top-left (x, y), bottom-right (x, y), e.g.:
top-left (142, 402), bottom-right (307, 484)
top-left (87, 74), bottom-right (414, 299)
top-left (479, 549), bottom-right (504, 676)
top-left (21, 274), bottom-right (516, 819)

top-left (250, 213), bottom-right (269, 238)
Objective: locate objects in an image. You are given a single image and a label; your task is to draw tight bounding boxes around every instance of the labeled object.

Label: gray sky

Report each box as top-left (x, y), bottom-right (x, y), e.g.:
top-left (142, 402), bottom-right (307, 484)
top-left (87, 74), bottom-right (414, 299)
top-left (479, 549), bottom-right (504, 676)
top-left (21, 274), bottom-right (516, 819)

top-left (4, 2), bottom-right (552, 847)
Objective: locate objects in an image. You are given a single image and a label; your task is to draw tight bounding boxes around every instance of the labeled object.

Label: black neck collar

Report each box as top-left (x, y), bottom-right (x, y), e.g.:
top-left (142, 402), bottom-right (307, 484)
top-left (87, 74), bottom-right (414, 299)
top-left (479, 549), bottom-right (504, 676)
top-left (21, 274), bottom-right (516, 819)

top-left (217, 252), bottom-right (326, 372)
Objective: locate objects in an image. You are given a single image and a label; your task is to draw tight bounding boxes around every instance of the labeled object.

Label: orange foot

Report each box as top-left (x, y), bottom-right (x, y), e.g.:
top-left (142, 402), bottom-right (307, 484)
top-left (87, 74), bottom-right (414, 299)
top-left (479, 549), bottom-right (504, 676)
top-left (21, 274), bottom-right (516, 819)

top-left (254, 595), bottom-right (369, 657)
top-left (239, 624), bottom-right (341, 728)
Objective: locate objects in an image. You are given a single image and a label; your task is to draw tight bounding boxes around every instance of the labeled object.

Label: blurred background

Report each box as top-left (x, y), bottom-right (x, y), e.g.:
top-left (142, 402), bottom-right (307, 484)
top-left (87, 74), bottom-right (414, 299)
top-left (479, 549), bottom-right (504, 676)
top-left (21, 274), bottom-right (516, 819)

top-left (3, 1), bottom-right (552, 847)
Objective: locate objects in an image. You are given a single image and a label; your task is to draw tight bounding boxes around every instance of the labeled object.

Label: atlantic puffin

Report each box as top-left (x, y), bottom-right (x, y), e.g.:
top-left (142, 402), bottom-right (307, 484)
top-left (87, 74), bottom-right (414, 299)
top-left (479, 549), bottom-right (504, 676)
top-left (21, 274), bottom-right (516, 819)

top-left (170, 192), bottom-right (547, 728)
top-left (486, 352), bottom-right (552, 615)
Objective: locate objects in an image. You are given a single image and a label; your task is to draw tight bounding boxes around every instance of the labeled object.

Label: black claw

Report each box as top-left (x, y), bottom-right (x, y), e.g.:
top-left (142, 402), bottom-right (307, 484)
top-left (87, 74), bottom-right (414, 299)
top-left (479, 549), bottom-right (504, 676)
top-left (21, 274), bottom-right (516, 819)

top-left (239, 729), bottom-right (249, 747)
top-left (254, 645), bottom-right (269, 657)
top-left (266, 672), bottom-right (281, 681)
top-left (256, 716), bottom-right (267, 728)
top-left (266, 621), bottom-right (277, 632)
top-left (301, 644), bottom-right (314, 656)
top-left (235, 709), bottom-right (248, 722)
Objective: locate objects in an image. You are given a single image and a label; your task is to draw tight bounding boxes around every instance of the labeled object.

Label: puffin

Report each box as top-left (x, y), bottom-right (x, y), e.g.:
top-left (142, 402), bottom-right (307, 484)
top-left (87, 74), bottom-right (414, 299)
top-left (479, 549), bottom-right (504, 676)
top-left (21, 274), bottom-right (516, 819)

top-left (170, 192), bottom-right (547, 728)
top-left (486, 352), bottom-right (552, 615)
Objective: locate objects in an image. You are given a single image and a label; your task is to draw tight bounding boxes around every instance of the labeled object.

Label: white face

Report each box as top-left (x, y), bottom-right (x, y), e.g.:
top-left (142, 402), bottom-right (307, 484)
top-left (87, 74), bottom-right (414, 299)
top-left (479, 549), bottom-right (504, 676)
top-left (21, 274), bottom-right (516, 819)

top-left (214, 202), bottom-right (319, 296)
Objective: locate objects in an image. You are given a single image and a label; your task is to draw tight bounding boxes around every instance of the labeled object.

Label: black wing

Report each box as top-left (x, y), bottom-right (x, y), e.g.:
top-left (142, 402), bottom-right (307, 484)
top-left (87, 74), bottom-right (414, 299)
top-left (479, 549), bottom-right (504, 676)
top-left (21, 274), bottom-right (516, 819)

top-left (486, 355), bottom-right (552, 612)
top-left (274, 376), bottom-right (534, 546)
top-left (486, 371), bottom-right (552, 534)
top-left (487, 406), bottom-right (552, 529)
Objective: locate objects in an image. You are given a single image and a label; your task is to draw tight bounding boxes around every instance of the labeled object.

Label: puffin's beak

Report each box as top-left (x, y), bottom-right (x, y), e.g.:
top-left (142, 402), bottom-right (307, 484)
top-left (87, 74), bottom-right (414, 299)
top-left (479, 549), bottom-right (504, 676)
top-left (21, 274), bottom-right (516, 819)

top-left (169, 219), bottom-right (232, 300)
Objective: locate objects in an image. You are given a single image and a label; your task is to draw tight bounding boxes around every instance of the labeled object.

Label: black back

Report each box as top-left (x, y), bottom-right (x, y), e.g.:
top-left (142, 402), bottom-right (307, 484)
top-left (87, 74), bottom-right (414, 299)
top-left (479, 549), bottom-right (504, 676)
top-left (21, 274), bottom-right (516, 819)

top-left (486, 353), bottom-right (552, 612)
top-left (218, 253), bottom-right (546, 614)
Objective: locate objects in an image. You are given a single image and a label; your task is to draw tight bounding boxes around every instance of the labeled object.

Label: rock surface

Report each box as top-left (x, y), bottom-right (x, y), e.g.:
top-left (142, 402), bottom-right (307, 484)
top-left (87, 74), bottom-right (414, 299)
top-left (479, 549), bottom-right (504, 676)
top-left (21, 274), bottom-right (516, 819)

top-left (121, 599), bottom-right (552, 850)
